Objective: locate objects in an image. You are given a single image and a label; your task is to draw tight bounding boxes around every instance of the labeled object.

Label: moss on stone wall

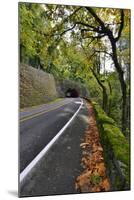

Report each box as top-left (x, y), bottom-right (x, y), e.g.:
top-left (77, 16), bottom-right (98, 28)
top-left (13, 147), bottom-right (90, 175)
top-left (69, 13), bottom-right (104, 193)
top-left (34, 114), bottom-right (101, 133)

top-left (20, 64), bottom-right (58, 108)
top-left (92, 101), bottom-right (130, 191)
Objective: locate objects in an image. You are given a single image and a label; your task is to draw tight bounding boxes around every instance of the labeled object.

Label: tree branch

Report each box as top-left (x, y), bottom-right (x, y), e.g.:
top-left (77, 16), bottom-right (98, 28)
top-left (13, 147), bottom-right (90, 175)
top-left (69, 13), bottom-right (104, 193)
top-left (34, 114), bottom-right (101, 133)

top-left (94, 50), bottom-right (113, 57)
top-left (85, 7), bottom-right (107, 31)
top-left (39, 7), bottom-right (82, 38)
top-left (90, 67), bottom-right (105, 89)
top-left (76, 21), bottom-right (96, 29)
top-left (87, 39), bottom-right (98, 47)
top-left (76, 22), bottom-right (104, 33)
top-left (69, 7), bottom-right (82, 19)
top-left (81, 43), bottom-right (96, 61)
top-left (114, 10), bottom-right (124, 42)
top-left (60, 24), bottom-right (77, 36)
top-left (81, 30), bottom-right (106, 39)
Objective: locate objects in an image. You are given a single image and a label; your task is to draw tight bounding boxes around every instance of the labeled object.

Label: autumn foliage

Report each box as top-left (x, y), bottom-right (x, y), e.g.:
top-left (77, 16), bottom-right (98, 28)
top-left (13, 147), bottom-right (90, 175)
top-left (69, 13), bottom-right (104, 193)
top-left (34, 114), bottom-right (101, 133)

top-left (75, 102), bottom-right (110, 192)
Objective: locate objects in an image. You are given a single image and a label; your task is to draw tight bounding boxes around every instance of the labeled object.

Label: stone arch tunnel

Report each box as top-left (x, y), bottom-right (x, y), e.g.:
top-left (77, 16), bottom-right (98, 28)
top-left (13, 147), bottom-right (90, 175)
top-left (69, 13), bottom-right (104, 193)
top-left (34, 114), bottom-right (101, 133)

top-left (65, 88), bottom-right (79, 98)
top-left (56, 79), bottom-right (89, 99)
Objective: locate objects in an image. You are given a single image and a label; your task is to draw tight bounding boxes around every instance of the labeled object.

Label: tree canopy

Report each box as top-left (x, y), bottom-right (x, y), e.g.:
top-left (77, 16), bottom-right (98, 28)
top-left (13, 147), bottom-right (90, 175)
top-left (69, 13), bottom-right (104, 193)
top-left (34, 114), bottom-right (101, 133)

top-left (19, 3), bottom-right (130, 136)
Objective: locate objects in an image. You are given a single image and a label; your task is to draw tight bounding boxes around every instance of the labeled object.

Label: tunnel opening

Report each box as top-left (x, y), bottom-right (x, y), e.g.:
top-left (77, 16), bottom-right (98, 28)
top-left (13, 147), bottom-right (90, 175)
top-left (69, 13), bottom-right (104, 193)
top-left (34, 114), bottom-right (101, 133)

top-left (65, 88), bottom-right (79, 98)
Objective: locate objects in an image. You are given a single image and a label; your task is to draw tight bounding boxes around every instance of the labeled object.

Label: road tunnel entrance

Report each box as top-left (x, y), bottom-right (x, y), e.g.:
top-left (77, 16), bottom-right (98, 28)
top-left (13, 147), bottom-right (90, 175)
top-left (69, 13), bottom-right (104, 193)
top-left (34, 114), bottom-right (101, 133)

top-left (65, 88), bottom-right (79, 98)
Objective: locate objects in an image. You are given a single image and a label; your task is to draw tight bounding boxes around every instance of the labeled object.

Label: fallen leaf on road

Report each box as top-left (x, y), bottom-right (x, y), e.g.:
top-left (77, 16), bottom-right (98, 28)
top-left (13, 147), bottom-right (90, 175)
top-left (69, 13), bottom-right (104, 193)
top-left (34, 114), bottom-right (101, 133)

top-left (100, 178), bottom-right (110, 191)
top-left (75, 102), bottom-right (110, 193)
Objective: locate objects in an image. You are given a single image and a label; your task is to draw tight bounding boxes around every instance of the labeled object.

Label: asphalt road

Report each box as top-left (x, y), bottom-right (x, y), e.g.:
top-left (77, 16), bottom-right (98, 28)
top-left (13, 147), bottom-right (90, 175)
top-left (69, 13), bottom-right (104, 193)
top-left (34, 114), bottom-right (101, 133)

top-left (19, 97), bottom-right (89, 197)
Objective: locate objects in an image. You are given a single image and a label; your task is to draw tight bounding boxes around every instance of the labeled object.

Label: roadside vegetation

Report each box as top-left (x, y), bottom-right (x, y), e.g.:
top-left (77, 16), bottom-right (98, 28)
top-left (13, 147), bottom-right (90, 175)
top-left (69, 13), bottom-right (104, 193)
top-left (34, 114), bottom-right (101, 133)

top-left (19, 3), bottom-right (130, 191)
top-left (93, 101), bottom-right (130, 190)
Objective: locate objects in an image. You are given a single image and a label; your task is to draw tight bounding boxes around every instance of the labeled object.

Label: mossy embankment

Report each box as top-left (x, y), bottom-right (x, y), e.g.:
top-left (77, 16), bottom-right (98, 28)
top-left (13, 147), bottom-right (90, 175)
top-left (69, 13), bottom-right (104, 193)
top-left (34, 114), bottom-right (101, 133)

top-left (92, 101), bottom-right (130, 191)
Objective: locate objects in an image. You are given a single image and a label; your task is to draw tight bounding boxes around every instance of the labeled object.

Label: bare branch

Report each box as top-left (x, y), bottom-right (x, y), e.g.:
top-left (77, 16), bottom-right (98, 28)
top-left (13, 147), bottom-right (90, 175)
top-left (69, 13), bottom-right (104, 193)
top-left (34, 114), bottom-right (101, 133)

top-left (60, 24), bottom-right (77, 36)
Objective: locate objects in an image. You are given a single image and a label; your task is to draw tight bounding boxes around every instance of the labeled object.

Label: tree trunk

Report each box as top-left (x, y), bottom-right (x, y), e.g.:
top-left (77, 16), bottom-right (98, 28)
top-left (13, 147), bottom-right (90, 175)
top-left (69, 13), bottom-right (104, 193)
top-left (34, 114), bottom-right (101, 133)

top-left (85, 8), bottom-right (127, 135)
top-left (107, 80), bottom-right (112, 115)
top-left (91, 68), bottom-right (108, 113)
top-left (103, 88), bottom-right (108, 113)
top-left (108, 34), bottom-right (127, 134)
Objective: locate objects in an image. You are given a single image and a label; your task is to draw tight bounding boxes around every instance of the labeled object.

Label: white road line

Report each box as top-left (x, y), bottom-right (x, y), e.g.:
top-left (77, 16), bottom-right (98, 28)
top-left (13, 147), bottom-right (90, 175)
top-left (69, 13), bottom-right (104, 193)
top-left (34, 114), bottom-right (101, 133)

top-left (20, 99), bottom-right (83, 183)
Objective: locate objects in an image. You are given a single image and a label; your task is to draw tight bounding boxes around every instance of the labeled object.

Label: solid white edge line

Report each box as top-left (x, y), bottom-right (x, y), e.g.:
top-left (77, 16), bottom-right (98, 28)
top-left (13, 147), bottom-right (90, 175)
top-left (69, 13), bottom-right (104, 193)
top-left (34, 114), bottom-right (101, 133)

top-left (20, 98), bottom-right (83, 183)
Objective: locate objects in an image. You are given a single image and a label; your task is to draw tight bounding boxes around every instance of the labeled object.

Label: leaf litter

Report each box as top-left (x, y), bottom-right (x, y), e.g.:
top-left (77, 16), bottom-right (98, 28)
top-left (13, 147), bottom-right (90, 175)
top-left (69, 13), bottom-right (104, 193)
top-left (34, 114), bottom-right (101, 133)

top-left (75, 102), bottom-right (110, 193)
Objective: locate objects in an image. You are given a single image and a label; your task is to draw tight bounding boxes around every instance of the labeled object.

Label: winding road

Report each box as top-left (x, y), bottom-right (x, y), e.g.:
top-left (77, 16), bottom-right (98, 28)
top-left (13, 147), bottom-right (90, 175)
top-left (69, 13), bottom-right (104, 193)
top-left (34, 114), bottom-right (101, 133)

top-left (19, 98), bottom-right (89, 197)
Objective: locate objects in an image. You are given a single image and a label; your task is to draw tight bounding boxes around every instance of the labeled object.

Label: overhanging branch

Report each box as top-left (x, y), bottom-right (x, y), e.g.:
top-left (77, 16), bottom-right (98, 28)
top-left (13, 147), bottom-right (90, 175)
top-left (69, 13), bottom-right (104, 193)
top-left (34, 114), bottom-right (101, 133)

top-left (85, 7), bottom-right (107, 31)
top-left (114, 10), bottom-right (124, 42)
top-left (76, 22), bottom-right (104, 34)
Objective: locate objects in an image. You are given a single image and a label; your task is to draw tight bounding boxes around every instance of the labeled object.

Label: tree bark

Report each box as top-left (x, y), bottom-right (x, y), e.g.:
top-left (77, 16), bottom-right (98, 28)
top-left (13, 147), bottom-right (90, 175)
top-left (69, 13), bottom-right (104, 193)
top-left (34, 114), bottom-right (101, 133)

top-left (108, 33), bottom-right (127, 134)
top-left (91, 68), bottom-right (108, 113)
top-left (107, 80), bottom-right (112, 115)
